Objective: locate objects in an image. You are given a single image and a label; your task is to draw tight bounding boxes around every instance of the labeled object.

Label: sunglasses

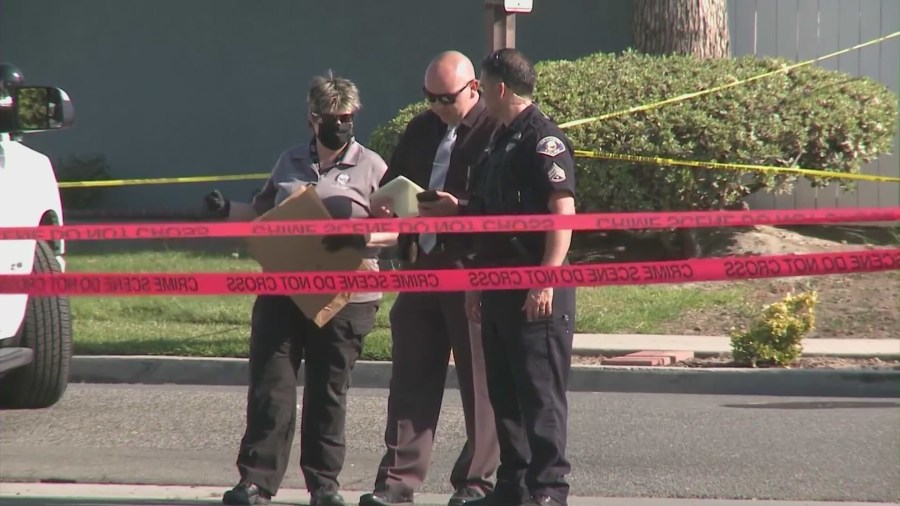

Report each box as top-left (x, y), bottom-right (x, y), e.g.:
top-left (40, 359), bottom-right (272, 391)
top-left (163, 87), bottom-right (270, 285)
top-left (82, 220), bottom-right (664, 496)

top-left (311, 112), bottom-right (354, 124)
top-left (423, 80), bottom-right (475, 105)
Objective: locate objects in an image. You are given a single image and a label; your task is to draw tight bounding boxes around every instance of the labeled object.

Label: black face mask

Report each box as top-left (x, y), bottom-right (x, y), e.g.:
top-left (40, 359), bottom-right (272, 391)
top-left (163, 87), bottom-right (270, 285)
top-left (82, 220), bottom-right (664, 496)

top-left (317, 121), bottom-right (353, 150)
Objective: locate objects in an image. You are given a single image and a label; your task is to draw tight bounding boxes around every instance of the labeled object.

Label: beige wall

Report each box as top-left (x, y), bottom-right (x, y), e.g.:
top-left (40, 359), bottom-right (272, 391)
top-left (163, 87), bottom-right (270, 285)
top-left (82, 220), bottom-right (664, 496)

top-left (729, 0), bottom-right (900, 211)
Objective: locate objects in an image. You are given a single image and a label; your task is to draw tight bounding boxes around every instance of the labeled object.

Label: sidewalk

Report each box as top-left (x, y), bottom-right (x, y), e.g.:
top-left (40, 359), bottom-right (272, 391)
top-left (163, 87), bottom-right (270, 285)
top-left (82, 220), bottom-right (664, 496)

top-left (572, 334), bottom-right (900, 358)
top-left (2, 483), bottom-right (893, 506)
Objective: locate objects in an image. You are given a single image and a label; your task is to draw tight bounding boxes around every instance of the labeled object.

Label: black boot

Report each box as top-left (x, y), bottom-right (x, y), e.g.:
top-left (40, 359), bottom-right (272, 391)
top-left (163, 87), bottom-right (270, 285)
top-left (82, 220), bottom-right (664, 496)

top-left (312, 488), bottom-right (347, 506)
top-left (448, 486), bottom-right (487, 506)
top-left (522, 495), bottom-right (563, 506)
top-left (358, 489), bottom-right (414, 505)
top-left (222, 482), bottom-right (272, 505)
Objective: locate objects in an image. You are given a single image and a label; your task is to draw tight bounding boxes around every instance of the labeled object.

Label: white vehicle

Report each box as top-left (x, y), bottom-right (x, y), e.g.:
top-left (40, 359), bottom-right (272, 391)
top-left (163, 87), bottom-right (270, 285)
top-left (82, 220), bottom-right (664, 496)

top-left (0, 63), bottom-right (76, 409)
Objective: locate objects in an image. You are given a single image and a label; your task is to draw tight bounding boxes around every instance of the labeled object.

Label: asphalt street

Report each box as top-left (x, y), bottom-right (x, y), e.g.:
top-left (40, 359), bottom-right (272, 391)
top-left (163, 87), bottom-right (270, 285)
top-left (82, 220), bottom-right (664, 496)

top-left (0, 384), bottom-right (897, 504)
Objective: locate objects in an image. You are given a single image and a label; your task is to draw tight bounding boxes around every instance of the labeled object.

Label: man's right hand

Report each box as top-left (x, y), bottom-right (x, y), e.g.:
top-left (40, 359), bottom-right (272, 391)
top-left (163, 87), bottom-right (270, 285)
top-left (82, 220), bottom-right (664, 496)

top-left (203, 190), bottom-right (231, 218)
top-left (465, 290), bottom-right (482, 324)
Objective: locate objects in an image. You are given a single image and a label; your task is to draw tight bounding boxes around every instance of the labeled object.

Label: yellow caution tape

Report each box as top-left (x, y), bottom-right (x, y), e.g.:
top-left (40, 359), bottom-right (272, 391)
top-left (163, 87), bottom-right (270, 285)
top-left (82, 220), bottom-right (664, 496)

top-left (59, 149), bottom-right (897, 189)
top-left (574, 150), bottom-right (900, 183)
top-left (57, 172), bottom-right (270, 189)
top-left (559, 31), bottom-right (900, 129)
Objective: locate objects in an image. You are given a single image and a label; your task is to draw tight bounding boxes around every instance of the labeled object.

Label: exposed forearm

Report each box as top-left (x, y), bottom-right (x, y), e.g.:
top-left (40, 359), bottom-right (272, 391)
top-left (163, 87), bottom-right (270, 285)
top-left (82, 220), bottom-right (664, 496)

top-left (367, 232), bottom-right (399, 248)
top-left (541, 192), bottom-right (575, 267)
top-left (541, 229), bottom-right (572, 267)
top-left (227, 201), bottom-right (258, 221)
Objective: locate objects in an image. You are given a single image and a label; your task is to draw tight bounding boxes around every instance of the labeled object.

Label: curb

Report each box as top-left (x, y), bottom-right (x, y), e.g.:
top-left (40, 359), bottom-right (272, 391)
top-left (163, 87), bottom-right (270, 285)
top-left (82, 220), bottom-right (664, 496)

top-left (571, 347), bottom-right (900, 360)
top-left (70, 356), bottom-right (900, 398)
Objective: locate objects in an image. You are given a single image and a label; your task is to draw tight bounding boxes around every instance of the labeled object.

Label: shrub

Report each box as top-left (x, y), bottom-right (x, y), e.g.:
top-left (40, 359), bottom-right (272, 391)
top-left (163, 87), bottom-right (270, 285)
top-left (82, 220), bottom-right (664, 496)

top-left (55, 153), bottom-right (112, 210)
top-left (729, 291), bottom-right (817, 368)
top-left (369, 51), bottom-right (898, 214)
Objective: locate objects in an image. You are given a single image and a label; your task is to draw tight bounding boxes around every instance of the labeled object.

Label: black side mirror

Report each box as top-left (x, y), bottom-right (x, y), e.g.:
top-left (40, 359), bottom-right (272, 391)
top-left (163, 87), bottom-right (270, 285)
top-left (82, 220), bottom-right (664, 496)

top-left (12, 86), bottom-right (74, 132)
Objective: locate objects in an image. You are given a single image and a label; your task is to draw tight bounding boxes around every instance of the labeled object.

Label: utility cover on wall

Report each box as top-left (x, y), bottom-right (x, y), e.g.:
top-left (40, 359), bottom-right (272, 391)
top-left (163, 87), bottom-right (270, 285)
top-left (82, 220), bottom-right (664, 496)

top-left (504, 0), bottom-right (533, 13)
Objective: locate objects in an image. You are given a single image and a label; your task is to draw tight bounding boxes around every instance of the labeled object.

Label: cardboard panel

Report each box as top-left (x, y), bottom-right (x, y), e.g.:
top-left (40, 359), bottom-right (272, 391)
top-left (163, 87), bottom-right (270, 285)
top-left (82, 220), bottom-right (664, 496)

top-left (245, 186), bottom-right (369, 327)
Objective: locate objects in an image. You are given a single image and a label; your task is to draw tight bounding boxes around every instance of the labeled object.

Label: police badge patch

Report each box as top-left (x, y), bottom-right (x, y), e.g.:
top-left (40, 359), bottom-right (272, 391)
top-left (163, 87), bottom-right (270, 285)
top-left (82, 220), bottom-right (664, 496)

top-left (536, 136), bottom-right (566, 157)
top-left (547, 163), bottom-right (566, 183)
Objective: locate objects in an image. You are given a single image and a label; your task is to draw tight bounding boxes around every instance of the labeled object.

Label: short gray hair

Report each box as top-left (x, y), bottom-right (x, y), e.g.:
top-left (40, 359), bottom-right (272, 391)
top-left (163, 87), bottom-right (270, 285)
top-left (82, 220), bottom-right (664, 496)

top-left (307, 71), bottom-right (361, 115)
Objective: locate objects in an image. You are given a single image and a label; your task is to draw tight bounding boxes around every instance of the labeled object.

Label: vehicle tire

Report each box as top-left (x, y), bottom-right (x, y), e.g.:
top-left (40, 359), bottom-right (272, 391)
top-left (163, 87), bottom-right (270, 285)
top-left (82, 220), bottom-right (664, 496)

top-left (0, 241), bottom-right (72, 409)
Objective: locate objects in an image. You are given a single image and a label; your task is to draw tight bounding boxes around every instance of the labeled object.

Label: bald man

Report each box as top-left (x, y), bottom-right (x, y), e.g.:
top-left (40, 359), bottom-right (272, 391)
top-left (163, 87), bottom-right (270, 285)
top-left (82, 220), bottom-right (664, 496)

top-left (359, 51), bottom-right (501, 506)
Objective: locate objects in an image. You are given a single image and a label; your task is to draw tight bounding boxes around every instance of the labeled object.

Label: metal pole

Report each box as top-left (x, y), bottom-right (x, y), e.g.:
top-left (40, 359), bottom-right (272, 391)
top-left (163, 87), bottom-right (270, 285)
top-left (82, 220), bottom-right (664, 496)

top-left (484, 0), bottom-right (516, 54)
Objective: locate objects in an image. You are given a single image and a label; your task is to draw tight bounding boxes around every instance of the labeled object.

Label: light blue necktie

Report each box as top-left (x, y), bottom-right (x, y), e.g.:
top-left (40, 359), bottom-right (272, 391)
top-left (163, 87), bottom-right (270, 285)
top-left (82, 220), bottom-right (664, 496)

top-left (419, 124), bottom-right (458, 254)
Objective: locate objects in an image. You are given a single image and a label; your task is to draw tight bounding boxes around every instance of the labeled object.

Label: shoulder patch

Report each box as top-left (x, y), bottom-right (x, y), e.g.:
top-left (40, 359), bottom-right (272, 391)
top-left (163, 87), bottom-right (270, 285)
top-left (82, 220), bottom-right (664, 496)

top-left (547, 163), bottom-right (567, 183)
top-left (536, 136), bottom-right (566, 157)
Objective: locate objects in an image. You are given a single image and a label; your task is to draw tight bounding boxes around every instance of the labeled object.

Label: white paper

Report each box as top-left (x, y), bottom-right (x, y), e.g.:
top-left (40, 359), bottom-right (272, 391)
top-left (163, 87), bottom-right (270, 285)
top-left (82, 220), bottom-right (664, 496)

top-left (370, 176), bottom-right (426, 217)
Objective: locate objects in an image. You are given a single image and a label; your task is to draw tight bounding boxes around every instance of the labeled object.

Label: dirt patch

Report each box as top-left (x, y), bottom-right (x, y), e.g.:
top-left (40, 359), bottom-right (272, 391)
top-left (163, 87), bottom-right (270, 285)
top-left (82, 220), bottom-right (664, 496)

top-left (699, 224), bottom-right (875, 256)
top-left (653, 272), bottom-right (899, 339)
top-left (571, 354), bottom-right (900, 370)
top-left (571, 224), bottom-right (899, 340)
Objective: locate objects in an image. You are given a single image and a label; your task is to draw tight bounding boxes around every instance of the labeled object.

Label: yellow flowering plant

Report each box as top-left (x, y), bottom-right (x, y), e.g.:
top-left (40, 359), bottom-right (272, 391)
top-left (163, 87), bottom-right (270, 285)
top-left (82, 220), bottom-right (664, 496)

top-left (730, 291), bottom-right (818, 368)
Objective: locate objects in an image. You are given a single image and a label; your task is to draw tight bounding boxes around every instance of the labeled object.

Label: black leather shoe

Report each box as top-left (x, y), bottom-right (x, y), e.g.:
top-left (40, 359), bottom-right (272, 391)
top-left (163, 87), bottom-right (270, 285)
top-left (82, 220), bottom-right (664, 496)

top-left (358, 490), bottom-right (414, 505)
top-left (312, 490), bottom-right (347, 506)
top-left (522, 495), bottom-right (563, 506)
top-left (222, 482), bottom-right (271, 505)
top-left (448, 486), bottom-right (487, 506)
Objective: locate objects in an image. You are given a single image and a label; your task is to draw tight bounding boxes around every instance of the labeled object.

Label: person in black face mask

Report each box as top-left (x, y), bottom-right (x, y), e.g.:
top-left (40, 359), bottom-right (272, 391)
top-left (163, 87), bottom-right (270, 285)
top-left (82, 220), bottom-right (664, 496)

top-left (314, 112), bottom-right (354, 151)
top-left (203, 71), bottom-right (396, 506)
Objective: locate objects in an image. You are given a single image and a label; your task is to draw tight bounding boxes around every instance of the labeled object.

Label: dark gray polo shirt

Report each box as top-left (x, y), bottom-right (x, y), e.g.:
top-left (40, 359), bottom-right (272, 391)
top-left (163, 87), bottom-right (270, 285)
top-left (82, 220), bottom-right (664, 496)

top-left (252, 138), bottom-right (388, 303)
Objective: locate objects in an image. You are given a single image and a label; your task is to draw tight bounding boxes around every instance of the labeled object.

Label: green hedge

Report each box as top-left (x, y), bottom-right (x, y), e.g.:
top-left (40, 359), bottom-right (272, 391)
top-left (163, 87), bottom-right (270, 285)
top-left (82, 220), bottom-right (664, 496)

top-left (369, 51), bottom-right (898, 212)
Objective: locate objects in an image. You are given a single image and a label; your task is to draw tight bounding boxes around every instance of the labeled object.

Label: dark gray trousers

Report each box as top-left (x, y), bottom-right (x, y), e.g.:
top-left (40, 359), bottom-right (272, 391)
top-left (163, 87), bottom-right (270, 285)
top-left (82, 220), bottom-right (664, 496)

top-left (235, 295), bottom-right (377, 496)
top-left (374, 289), bottom-right (500, 498)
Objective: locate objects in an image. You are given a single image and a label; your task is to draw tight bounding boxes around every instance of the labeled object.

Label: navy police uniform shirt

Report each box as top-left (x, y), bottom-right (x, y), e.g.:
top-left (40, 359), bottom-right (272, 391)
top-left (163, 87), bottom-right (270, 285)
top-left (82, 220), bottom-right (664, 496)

top-left (467, 103), bottom-right (577, 264)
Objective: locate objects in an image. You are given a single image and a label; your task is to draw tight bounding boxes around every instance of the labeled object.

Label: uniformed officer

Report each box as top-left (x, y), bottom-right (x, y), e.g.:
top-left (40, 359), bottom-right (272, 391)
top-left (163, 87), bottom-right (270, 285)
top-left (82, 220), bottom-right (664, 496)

top-left (463, 48), bottom-right (578, 506)
top-left (203, 72), bottom-right (397, 506)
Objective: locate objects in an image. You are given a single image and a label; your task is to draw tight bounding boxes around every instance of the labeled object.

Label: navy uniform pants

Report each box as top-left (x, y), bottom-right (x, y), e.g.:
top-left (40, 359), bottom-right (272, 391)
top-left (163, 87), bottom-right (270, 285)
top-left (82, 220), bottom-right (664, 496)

top-left (479, 286), bottom-right (576, 506)
top-left (235, 295), bottom-right (377, 496)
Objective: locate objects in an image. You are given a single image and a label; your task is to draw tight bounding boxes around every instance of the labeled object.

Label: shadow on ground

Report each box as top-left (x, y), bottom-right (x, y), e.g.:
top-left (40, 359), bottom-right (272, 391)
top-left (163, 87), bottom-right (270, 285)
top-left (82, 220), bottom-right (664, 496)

top-left (0, 500), bottom-right (221, 506)
top-left (0, 499), bottom-right (402, 506)
top-left (722, 401), bottom-right (900, 409)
